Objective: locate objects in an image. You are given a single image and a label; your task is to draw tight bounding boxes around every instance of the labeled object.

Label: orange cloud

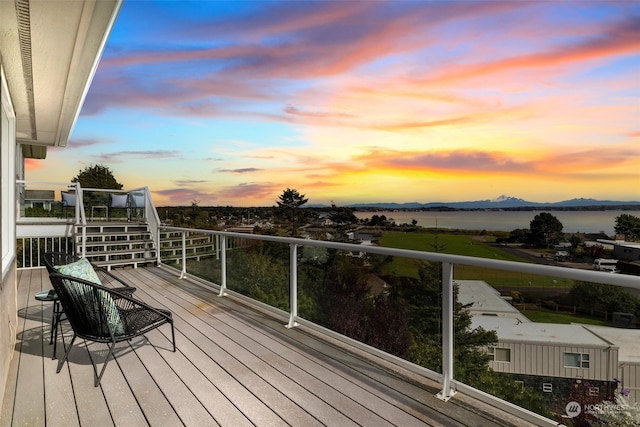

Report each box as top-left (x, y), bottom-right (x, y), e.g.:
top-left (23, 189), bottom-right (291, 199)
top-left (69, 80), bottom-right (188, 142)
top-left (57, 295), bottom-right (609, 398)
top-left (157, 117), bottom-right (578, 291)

top-left (25, 158), bottom-right (45, 171)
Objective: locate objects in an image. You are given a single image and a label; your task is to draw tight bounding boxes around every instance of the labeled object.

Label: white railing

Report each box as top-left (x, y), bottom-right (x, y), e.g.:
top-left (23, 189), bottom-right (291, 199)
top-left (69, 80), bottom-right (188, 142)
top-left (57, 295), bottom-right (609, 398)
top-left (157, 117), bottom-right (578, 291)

top-left (16, 181), bottom-right (157, 262)
top-left (16, 236), bottom-right (74, 268)
top-left (159, 225), bottom-right (640, 427)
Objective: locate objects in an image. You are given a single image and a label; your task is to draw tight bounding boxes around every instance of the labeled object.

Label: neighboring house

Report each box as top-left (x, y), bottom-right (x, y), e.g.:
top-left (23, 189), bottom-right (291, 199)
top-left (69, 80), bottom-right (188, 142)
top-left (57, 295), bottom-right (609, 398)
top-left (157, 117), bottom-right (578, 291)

top-left (612, 241), bottom-right (640, 262)
top-left (0, 0), bottom-right (122, 409)
top-left (457, 280), bottom-right (640, 408)
top-left (23, 189), bottom-right (55, 210)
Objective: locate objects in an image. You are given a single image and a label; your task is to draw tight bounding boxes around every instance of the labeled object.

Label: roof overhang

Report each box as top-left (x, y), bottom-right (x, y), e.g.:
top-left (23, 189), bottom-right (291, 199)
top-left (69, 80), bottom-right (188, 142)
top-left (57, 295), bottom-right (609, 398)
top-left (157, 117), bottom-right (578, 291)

top-left (0, 0), bottom-right (122, 158)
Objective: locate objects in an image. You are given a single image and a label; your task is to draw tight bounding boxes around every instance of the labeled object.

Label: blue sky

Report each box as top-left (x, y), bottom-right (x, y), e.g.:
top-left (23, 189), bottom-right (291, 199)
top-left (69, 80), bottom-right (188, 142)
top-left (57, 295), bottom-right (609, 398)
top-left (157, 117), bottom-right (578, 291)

top-left (27, 0), bottom-right (640, 206)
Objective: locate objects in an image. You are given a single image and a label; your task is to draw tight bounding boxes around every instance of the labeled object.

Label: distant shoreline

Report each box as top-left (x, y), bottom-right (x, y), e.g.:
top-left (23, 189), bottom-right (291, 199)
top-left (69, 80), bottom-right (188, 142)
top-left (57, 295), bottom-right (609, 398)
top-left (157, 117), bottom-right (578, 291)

top-left (346, 205), bottom-right (640, 212)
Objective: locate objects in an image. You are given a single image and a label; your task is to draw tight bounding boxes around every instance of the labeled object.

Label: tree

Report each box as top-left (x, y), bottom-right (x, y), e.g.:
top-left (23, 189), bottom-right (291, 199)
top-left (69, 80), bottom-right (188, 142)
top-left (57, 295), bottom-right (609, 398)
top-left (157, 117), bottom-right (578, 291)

top-left (276, 188), bottom-right (308, 210)
top-left (568, 281), bottom-right (640, 317)
top-left (71, 164), bottom-right (123, 190)
top-left (508, 228), bottom-right (530, 243)
top-left (568, 234), bottom-right (584, 257)
top-left (328, 205), bottom-right (357, 226)
top-left (368, 214), bottom-right (388, 227)
top-left (614, 214), bottom-right (640, 241)
top-left (529, 212), bottom-right (563, 248)
top-left (276, 188), bottom-right (308, 236)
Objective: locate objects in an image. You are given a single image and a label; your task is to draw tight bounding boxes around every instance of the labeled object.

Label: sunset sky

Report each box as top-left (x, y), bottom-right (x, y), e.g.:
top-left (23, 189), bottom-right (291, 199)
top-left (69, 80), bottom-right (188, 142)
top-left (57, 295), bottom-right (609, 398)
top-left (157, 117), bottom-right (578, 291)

top-left (26, 0), bottom-right (640, 207)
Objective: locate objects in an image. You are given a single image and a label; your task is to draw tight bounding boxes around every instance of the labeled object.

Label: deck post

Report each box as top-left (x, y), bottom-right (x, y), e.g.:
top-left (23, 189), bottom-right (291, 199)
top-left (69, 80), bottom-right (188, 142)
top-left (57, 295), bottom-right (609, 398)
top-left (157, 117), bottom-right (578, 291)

top-left (437, 261), bottom-right (456, 401)
top-left (286, 243), bottom-right (298, 328)
top-left (180, 231), bottom-right (187, 278)
top-left (219, 235), bottom-right (227, 296)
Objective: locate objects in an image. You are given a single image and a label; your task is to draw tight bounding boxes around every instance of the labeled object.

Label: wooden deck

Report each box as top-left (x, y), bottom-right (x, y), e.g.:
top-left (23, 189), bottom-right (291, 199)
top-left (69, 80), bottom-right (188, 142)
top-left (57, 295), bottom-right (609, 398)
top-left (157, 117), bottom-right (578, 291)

top-left (2, 266), bottom-right (531, 426)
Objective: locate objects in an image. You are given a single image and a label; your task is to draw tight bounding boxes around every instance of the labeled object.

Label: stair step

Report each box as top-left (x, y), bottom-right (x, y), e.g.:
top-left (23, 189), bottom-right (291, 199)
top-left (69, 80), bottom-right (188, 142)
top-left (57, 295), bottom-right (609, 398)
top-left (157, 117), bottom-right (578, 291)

top-left (74, 221), bottom-right (156, 269)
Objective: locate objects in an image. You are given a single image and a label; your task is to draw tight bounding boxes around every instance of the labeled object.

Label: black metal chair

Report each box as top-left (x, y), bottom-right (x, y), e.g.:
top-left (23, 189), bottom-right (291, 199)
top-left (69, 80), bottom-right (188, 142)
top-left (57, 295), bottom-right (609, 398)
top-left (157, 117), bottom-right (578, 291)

top-left (40, 252), bottom-right (137, 359)
top-left (48, 272), bottom-right (176, 386)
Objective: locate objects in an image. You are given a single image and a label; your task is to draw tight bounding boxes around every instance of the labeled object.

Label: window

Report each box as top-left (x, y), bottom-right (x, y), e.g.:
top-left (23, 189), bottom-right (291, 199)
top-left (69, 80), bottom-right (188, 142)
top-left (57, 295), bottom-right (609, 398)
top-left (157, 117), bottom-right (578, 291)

top-left (589, 387), bottom-right (599, 397)
top-left (564, 352), bottom-right (590, 368)
top-left (488, 347), bottom-right (511, 362)
top-left (542, 383), bottom-right (553, 393)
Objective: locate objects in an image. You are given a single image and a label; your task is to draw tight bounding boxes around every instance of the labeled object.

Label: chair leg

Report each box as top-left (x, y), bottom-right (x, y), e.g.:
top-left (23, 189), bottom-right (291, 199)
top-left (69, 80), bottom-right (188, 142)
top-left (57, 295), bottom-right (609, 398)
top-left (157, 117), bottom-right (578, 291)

top-left (93, 341), bottom-right (116, 387)
top-left (170, 321), bottom-right (176, 352)
top-left (51, 302), bottom-right (63, 360)
top-left (57, 334), bottom-right (77, 373)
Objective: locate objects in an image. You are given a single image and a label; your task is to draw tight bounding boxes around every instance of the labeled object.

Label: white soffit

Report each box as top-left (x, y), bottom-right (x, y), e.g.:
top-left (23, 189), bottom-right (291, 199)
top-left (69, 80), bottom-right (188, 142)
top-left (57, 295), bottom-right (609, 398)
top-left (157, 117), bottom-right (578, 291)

top-left (0, 0), bottom-right (122, 149)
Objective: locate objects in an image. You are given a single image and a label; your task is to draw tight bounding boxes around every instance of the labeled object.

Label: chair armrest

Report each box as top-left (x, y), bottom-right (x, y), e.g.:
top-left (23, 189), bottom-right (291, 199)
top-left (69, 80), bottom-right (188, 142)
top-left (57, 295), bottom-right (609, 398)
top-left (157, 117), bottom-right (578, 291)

top-left (110, 286), bottom-right (136, 299)
top-left (50, 273), bottom-right (169, 318)
top-left (93, 265), bottom-right (138, 293)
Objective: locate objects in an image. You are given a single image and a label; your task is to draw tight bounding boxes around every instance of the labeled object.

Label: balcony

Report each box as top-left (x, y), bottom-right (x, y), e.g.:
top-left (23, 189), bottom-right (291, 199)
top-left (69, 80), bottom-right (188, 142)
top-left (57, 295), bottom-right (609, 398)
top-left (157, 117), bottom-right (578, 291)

top-left (5, 265), bottom-right (532, 426)
top-left (9, 185), bottom-right (640, 426)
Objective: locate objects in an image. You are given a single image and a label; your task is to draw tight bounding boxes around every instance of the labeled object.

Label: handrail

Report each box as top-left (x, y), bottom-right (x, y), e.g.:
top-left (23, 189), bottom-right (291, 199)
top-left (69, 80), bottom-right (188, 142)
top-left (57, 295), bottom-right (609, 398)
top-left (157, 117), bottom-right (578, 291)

top-left (160, 226), bottom-right (640, 289)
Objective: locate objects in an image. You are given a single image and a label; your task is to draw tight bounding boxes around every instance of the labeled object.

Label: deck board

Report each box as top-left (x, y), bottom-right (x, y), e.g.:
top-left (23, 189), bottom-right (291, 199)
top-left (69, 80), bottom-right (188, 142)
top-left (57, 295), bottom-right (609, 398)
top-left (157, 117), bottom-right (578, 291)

top-left (2, 265), bottom-right (533, 427)
top-left (12, 269), bottom-right (46, 426)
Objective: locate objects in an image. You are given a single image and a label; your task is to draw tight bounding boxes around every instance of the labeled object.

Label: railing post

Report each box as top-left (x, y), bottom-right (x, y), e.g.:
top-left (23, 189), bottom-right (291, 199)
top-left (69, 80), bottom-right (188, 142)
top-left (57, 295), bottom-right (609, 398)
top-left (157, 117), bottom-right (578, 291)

top-left (180, 231), bottom-right (187, 279)
top-left (76, 184), bottom-right (87, 258)
top-left (219, 235), bottom-right (227, 297)
top-left (437, 261), bottom-right (456, 401)
top-left (286, 243), bottom-right (298, 328)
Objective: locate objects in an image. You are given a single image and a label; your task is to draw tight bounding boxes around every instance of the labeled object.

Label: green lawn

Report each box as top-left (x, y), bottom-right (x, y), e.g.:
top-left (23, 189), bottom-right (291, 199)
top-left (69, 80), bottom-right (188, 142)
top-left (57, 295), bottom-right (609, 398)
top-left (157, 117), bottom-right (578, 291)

top-left (522, 309), bottom-right (609, 326)
top-left (378, 231), bottom-right (574, 288)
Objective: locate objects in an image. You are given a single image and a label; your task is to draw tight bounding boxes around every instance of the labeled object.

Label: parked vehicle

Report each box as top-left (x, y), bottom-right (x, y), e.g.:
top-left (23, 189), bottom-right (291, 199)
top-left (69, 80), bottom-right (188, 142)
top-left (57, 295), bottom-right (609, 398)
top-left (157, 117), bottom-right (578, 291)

top-left (593, 258), bottom-right (618, 271)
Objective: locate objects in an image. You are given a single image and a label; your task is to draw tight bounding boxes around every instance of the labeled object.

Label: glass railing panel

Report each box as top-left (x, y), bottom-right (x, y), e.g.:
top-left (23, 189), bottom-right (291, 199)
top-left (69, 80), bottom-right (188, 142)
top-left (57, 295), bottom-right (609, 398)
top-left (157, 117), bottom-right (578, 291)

top-left (225, 237), bottom-right (290, 312)
top-left (17, 182), bottom-right (75, 219)
top-left (183, 231), bottom-right (223, 284)
top-left (297, 246), bottom-right (442, 373)
top-left (81, 189), bottom-right (111, 220)
top-left (159, 230), bottom-right (222, 283)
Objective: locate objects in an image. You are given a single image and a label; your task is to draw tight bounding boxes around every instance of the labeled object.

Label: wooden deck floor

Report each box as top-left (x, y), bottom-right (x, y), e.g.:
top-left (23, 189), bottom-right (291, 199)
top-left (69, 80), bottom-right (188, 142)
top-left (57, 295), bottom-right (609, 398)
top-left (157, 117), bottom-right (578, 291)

top-left (2, 266), bottom-right (531, 426)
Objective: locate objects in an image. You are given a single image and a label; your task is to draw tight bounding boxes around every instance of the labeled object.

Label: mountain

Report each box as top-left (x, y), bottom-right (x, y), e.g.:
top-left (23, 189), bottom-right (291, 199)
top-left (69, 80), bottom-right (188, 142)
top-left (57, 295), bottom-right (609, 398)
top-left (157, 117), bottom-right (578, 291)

top-left (345, 195), bottom-right (640, 210)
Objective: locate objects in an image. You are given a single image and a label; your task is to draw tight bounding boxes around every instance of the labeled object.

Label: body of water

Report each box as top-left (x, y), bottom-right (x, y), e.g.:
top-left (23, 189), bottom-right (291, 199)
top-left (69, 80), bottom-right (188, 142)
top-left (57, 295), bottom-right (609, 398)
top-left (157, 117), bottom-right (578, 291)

top-left (352, 210), bottom-right (640, 236)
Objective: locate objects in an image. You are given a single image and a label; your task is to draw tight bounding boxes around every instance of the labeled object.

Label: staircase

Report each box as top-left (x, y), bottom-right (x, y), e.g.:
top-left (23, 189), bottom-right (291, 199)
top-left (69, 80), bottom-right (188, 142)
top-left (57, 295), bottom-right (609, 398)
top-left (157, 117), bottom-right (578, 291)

top-left (75, 221), bottom-right (157, 269)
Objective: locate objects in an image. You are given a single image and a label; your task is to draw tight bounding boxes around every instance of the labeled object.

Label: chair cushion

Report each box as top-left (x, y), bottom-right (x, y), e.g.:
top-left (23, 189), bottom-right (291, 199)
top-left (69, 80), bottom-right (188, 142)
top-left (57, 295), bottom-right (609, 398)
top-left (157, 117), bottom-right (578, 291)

top-left (110, 194), bottom-right (129, 208)
top-left (61, 192), bottom-right (76, 207)
top-left (55, 257), bottom-right (101, 283)
top-left (55, 258), bottom-right (124, 336)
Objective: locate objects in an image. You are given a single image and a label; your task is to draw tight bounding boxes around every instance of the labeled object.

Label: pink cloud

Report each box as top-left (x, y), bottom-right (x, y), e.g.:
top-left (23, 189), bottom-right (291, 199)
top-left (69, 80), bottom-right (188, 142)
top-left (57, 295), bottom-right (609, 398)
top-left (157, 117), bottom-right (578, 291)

top-left (419, 16), bottom-right (640, 85)
top-left (215, 182), bottom-right (283, 202)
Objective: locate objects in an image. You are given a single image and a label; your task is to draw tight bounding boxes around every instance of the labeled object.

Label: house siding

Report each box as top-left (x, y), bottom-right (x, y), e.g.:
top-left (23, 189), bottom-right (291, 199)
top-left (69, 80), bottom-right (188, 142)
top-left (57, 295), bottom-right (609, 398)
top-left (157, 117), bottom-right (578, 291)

top-left (0, 61), bottom-right (19, 411)
top-left (489, 341), bottom-right (618, 382)
top-left (619, 363), bottom-right (640, 403)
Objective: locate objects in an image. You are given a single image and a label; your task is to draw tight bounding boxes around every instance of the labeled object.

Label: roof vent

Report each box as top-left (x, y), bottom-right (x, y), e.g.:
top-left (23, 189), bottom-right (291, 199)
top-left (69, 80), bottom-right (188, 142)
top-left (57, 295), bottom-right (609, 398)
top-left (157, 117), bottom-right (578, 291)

top-left (16, 0), bottom-right (37, 140)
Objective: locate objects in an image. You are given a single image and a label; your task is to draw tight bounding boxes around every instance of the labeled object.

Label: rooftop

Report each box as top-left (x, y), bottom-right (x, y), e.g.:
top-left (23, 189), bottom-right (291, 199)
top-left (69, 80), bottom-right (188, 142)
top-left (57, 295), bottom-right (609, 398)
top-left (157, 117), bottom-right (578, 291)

top-left (456, 280), bottom-right (529, 322)
top-left (2, 266), bottom-right (531, 426)
top-left (471, 316), bottom-right (611, 347)
top-left (584, 325), bottom-right (640, 364)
